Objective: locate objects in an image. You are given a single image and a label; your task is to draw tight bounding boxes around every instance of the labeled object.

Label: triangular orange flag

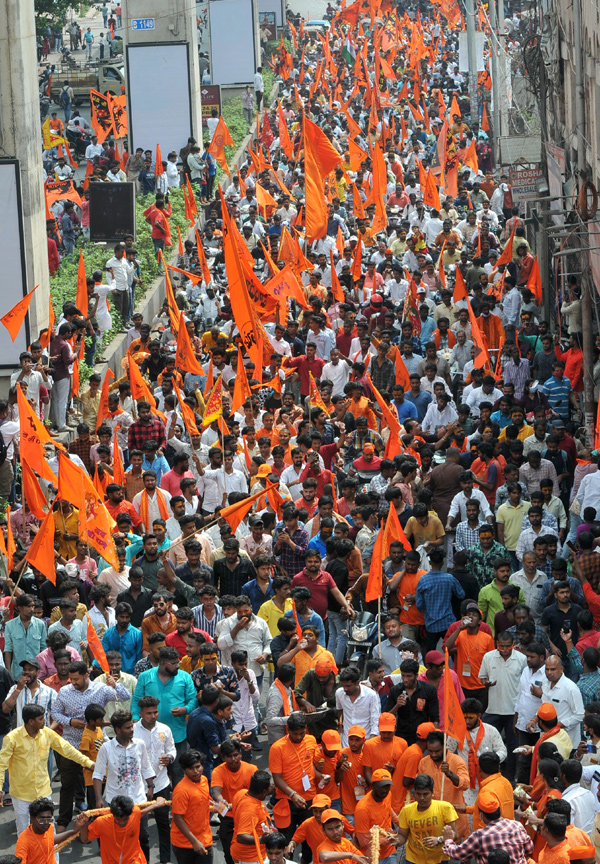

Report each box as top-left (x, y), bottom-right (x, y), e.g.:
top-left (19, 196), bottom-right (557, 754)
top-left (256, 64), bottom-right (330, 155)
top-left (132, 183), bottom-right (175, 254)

top-left (395, 352), bottom-right (412, 389)
top-left (203, 356), bottom-right (214, 398)
top-left (76, 249), bottom-right (88, 317)
top-left (1, 286), bottom-right (38, 342)
top-left (39, 295), bottom-right (55, 350)
top-left (112, 429), bottom-right (126, 487)
top-left (21, 461), bottom-right (49, 521)
top-left (526, 255), bottom-right (542, 304)
top-left (496, 225), bottom-right (516, 267)
top-left (195, 229), bottom-right (212, 287)
top-left (444, 647), bottom-right (467, 747)
top-left (25, 509), bottom-right (57, 584)
top-left (4, 506), bottom-right (15, 573)
top-left (17, 385), bottom-right (60, 482)
top-left (177, 225), bottom-right (184, 256)
top-left (207, 116), bottom-right (235, 176)
top-left (329, 250), bottom-right (345, 303)
top-left (155, 143), bottom-right (163, 176)
top-left (175, 312), bottom-right (205, 376)
top-left (481, 103), bottom-right (490, 132)
top-left (173, 381), bottom-right (200, 438)
top-left (220, 482), bottom-right (278, 533)
top-left (231, 347), bottom-right (252, 414)
top-left (95, 368), bottom-right (115, 431)
top-left (86, 612), bottom-right (110, 673)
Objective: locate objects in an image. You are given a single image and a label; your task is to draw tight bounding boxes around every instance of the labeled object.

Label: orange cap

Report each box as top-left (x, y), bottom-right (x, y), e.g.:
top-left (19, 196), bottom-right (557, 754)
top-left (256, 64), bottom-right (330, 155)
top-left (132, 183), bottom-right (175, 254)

top-left (321, 729), bottom-right (342, 751)
top-left (321, 809), bottom-right (343, 824)
top-left (348, 725), bottom-right (367, 739)
top-left (312, 794), bottom-right (332, 808)
top-left (537, 702), bottom-right (558, 722)
top-left (372, 769), bottom-right (393, 784)
top-left (315, 657), bottom-right (337, 676)
top-left (478, 790), bottom-right (500, 813)
top-left (379, 712), bottom-right (396, 732)
top-left (568, 847), bottom-right (596, 860)
top-left (416, 722), bottom-right (437, 739)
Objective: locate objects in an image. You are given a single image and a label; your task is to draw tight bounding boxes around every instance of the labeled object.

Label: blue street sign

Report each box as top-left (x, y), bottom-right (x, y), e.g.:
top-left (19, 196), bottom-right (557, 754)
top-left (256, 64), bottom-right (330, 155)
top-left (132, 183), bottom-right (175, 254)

top-left (132, 18), bottom-right (155, 30)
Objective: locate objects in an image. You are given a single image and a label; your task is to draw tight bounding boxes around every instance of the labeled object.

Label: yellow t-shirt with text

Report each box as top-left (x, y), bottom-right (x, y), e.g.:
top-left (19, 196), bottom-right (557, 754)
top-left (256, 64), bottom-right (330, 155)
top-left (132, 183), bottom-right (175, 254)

top-left (398, 800), bottom-right (457, 864)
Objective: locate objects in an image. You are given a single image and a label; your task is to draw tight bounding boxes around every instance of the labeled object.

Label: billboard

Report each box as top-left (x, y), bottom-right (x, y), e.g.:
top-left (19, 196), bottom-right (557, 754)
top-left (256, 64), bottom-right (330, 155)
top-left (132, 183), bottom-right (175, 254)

top-left (126, 43), bottom-right (193, 154)
top-left (89, 182), bottom-right (136, 243)
top-left (209, 0), bottom-right (258, 86)
top-left (201, 85), bottom-right (222, 126)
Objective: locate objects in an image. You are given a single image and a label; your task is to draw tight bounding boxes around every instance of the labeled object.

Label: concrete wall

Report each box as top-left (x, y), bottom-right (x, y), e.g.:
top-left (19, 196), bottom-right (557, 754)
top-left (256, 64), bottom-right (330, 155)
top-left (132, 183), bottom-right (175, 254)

top-left (0, 0), bottom-right (50, 349)
top-left (122, 0), bottom-right (203, 143)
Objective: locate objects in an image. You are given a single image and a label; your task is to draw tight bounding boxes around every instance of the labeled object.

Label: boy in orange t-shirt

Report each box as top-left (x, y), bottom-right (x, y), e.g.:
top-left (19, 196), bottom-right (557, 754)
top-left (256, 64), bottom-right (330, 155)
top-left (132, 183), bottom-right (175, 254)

top-left (362, 713), bottom-right (407, 785)
top-left (211, 739), bottom-right (258, 863)
top-left (337, 725), bottom-right (367, 820)
top-left (79, 703), bottom-right (107, 810)
top-left (316, 810), bottom-right (366, 864)
top-left (81, 794), bottom-right (167, 864)
top-left (445, 605), bottom-right (495, 702)
top-left (170, 749), bottom-right (213, 861)
top-left (16, 798), bottom-right (87, 864)
top-left (390, 722), bottom-right (436, 812)
top-left (354, 769), bottom-right (398, 860)
top-left (314, 729), bottom-right (343, 808)
top-left (229, 771), bottom-right (273, 863)
top-left (288, 794), bottom-right (355, 860)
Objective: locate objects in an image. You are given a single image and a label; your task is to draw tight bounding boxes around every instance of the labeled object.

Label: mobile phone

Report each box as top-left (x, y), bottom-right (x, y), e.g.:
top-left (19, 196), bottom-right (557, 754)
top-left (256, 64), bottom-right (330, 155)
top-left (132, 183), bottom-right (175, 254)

top-left (562, 619), bottom-right (571, 632)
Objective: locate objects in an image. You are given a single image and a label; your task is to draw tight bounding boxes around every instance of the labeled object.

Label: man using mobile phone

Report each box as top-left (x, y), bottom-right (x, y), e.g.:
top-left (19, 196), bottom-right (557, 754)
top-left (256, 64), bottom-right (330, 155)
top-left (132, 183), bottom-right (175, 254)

top-left (540, 580), bottom-right (583, 657)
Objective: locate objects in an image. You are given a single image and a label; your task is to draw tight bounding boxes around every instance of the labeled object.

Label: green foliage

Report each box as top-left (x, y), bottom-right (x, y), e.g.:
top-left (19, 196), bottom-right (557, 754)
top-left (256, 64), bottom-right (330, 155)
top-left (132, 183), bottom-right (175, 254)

top-left (34, 0), bottom-right (72, 35)
top-left (50, 188), bottom-right (189, 378)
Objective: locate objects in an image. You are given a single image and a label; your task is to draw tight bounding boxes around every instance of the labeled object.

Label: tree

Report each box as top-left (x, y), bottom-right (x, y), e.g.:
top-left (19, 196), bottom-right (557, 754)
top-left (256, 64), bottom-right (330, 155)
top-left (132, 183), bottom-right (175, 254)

top-left (34, 0), bottom-right (72, 36)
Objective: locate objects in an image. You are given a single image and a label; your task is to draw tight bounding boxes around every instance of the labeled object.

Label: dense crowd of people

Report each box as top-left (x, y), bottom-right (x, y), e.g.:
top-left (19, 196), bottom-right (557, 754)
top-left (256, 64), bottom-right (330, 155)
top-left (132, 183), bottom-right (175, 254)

top-left (4, 2), bottom-right (599, 864)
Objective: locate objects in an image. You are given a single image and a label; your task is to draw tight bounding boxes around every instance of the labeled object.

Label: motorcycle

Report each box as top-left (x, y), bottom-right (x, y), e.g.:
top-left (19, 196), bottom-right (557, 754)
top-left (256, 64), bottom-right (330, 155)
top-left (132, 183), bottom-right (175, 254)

top-left (345, 610), bottom-right (378, 678)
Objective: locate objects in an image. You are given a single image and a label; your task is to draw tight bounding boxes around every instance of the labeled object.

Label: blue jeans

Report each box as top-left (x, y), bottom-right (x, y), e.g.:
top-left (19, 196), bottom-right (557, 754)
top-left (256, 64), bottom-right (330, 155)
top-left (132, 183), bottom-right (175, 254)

top-left (327, 611), bottom-right (349, 666)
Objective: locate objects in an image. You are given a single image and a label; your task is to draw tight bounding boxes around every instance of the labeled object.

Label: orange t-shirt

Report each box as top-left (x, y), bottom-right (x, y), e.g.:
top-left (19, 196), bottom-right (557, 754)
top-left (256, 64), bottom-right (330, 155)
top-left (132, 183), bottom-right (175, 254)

top-left (454, 629), bottom-right (495, 689)
top-left (292, 646), bottom-right (337, 686)
top-left (470, 773), bottom-right (515, 830)
top-left (538, 839), bottom-right (572, 864)
top-left (230, 790), bottom-right (271, 863)
top-left (315, 744), bottom-right (341, 802)
top-left (170, 775), bottom-right (212, 849)
top-left (269, 734), bottom-right (319, 799)
top-left (211, 761), bottom-right (258, 807)
top-left (293, 815), bottom-right (355, 857)
top-left (339, 745), bottom-right (365, 816)
top-left (397, 571), bottom-right (426, 625)
top-left (362, 735), bottom-right (407, 773)
top-left (391, 743), bottom-right (423, 812)
top-left (88, 808), bottom-right (145, 864)
top-left (15, 825), bottom-right (56, 864)
top-left (255, 427), bottom-right (277, 445)
top-left (317, 836), bottom-right (363, 864)
top-left (355, 792), bottom-right (395, 858)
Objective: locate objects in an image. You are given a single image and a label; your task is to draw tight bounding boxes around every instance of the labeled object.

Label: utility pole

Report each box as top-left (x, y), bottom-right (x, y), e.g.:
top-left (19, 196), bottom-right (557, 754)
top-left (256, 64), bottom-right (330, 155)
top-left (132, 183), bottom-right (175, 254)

top-left (487, 0), bottom-right (500, 166)
top-left (465, 0), bottom-right (479, 123)
top-left (571, 0), bottom-right (594, 441)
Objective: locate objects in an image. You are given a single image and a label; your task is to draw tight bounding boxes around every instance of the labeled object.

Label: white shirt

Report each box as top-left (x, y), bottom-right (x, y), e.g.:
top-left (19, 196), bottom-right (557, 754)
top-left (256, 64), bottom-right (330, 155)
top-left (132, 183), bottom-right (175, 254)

top-left (268, 335), bottom-right (292, 357)
top-left (133, 720), bottom-right (176, 791)
top-left (0, 420), bottom-right (20, 460)
top-left (421, 402), bottom-right (458, 435)
top-left (93, 736), bottom-right (155, 804)
top-left (577, 473), bottom-right (600, 516)
top-left (478, 649), bottom-right (527, 714)
top-left (98, 564), bottom-right (131, 602)
top-left (221, 468), bottom-right (248, 496)
top-left (322, 360), bottom-right (352, 397)
top-left (132, 488), bottom-right (172, 531)
top-left (562, 783), bottom-right (599, 834)
top-left (217, 615), bottom-right (271, 678)
top-left (106, 255), bottom-right (133, 293)
top-left (280, 464), bottom-right (304, 501)
top-left (166, 161), bottom-right (180, 188)
top-left (457, 721), bottom-right (508, 764)
top-left (335, 684), bottom-right (380, 746)
top-left (541, 674), bottom-right (585, 748)
top-left (447, 489), bottom-right (492, 522)
top-left (509, 569), bottom-right (547, 622)
top-left (465, 386), bottom-right (503, 418)
top-left (85, 142), bottom-right (103, 161)
top-left (254, 72), bottom-right (264, 93)
top-left (231, 669), bottom-right (260, 732)
top-left (87, 604), bottom-right (116, 641)
top-left (514, 664), bottom-right (548, 731)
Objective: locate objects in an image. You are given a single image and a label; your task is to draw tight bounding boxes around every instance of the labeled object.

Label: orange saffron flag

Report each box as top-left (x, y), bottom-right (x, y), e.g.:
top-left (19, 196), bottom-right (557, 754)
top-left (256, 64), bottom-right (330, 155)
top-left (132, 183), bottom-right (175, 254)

top-left (86, 612), bottom-right (110, 674)
top-left (173, 381), bottom-right (200, 438)
top-left (365, 525), bottom-right (384, 603)
top-left (308, 373), bottom-right (329, 413)
top-left (329, 250), bottom-right (345, 303)
top-left (207, 116), bottom-right (235, 176)
top-left (444, 647), bottom-right (467, 746)
top-left (39, 295), bottom-right (55, 350)
top-left (203, 375), bottom-right (223, 426)
top-left (4, 506), bottom-right (15, 573)
top-left (220, 482), bottom-right (278, 533)
top-left (1, 285), bottom-right (38, 342)
top-left (175, 312), bottom-right (205, 376)
top-left (21, 461), bottom-right (49, 521)
top-left (95, 368), bottom-right (115, 431)
top-left (112, 429), bottom-right (126, 487)
top-left (291, 598), bottom-right (303, 639)
top-left (195, 230), bottom-right (212, 287)
top-left (495, 225), bottom-right (516, 267)
top-left (395, 351), bottom-right (412, 390)
top-left (17, 385), bottom-right (60, 482)
top-left (25, 509), bottom-right (56, 584)
top-left (526, 255), bottom-right (542, 304)
top-left (155, 143), bottom-right (163, 176)
top-left (231, 348), bottom-right (252, 414)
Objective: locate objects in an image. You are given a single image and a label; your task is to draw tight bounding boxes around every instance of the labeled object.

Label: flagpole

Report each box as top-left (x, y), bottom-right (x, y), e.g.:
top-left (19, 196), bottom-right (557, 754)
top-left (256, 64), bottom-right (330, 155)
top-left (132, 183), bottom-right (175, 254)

top-left (441, 731), bottom-right (447, 799)
top-left (21, 499), bottom-right (26, 545)
top-left (377, 595), bottom-right (382, 658)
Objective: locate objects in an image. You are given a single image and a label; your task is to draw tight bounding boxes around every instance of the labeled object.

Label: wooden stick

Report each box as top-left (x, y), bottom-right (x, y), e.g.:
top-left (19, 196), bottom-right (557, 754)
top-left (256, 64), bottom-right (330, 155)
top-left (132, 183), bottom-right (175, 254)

top-left (441, 731), bottom-right (447, 799)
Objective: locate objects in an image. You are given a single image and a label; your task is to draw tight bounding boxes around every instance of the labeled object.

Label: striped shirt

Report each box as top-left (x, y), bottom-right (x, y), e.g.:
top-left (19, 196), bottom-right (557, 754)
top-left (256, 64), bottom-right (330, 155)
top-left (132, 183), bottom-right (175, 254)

top-left (192, 603), bottom-right (224, 639)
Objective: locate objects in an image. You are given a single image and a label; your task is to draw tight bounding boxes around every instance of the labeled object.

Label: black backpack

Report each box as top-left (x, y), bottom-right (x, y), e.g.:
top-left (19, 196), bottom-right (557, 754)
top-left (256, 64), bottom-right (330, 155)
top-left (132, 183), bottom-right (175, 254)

top-left (60, 87), bottom-right (70, 108)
